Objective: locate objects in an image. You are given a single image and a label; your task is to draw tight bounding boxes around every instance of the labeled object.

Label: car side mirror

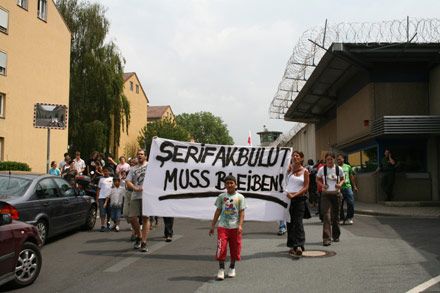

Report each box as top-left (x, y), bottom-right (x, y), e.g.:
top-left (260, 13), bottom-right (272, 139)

top-left (0, 214), bottom-right (12, 225)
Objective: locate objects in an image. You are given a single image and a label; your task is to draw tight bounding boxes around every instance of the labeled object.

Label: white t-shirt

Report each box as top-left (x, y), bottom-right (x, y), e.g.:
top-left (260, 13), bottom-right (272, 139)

top-left (108, 187), bottom-right (125, 207)
top-left (317, 165), bottom-right (344, 192)
top-left (73, 158), bottom-right (86, 174)
top-left (98, 176), bottom-right (113, 199)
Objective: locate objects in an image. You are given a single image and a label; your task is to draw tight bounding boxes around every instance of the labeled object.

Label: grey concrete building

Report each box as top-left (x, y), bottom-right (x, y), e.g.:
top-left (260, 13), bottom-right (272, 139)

top-left (284, 42), bottom-right (440, 203)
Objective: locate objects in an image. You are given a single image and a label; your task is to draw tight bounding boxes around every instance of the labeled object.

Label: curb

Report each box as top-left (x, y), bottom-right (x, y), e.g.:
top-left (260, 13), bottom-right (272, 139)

top-left (355, 209), bottom-right (440, 219)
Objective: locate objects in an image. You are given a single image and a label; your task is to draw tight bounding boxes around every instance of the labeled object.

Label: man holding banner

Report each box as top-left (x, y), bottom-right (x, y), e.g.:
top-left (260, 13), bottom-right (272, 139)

top-left (126, 149), bottom-right (150, 252)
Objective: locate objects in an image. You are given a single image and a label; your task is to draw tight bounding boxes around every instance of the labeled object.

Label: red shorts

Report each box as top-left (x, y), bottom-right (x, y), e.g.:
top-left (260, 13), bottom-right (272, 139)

top-left (216, 227), bottom-right (242, 261)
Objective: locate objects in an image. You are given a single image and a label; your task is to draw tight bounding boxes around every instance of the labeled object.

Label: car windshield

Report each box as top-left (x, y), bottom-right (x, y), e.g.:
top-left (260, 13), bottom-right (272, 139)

top-left (0, 176), bottom-right (32, 197)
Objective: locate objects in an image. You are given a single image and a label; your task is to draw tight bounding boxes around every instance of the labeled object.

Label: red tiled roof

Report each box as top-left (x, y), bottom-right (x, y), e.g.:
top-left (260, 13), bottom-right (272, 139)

top-left (123, 72), bottom-right (135, 81)
top-left (148, 105), bottom-right (172, 119)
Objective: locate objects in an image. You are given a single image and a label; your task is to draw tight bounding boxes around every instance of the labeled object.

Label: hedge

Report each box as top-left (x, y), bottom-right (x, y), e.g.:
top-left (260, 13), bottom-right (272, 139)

top-left (0, 161), bottom-right (32, 171)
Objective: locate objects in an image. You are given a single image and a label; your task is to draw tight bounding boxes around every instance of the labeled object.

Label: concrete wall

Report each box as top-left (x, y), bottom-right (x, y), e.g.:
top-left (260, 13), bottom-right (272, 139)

top-left (315, 118), bottom-right (337, 160)
top-left (283, 124), bottom-right (316, 162)
top-left (0, 1), bottom-right (71, 172)
top-left (337, 84), bottom-right (373, 144)
top-left (373, 82), bottom-right (429, 118)
top-left (355, 173), bottom-right (377, 203)
top-left (117, 74), bottom-right (148, 158)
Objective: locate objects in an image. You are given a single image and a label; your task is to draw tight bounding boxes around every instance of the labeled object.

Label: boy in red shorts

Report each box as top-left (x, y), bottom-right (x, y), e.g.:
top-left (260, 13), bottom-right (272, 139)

top-left (209, 175), bottom-right (246, 280)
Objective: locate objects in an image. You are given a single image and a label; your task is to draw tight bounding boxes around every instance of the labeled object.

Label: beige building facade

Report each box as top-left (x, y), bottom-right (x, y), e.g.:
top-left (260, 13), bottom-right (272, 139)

top-left (147, 105), bottom-right (175, 124)
top-left (0, 0), bottom-right (71, 172)
top-left (115, 72), bottom-right (149, 158)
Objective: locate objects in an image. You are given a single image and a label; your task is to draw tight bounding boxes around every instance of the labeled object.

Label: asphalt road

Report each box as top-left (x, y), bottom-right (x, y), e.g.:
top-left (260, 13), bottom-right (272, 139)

top-left (2, 214), bottom-right (440, 293)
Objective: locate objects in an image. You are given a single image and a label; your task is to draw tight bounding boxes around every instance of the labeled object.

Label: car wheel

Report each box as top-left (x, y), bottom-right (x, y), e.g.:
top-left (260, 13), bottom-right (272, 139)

top-left (13, 242), bottom-right (42, 287)
top-left (83, 206), bottom-right (97, 230)
top-left (36, 220), bottom-right (48, 245)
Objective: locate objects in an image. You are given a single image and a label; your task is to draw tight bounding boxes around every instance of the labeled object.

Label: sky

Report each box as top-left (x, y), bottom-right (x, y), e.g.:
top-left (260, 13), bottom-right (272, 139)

top-left (101, 0), bottom-right (440, 146)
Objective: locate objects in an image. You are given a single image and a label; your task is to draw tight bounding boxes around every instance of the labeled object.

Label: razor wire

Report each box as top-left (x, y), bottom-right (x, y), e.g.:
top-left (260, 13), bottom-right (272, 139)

top-left (269, 17), bottom-right (440, 120)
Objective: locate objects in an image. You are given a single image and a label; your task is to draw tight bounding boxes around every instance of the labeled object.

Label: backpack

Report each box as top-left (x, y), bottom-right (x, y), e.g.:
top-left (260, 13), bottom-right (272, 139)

top-left (323, 165), bottom-right (340, 186)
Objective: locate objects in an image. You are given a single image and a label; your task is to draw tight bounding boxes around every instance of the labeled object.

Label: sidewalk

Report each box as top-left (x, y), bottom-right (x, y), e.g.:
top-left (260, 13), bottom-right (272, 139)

top-left (355, 201), bottom-right (440, 218)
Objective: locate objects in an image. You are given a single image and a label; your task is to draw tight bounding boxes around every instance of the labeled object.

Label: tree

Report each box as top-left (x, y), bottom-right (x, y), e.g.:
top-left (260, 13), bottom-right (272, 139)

top-left (56, 0), bottom-right (130, 156)
top-left (138, 118), bottom-right (190, 155)
top-left (176, 112), bottom-right (234, 145)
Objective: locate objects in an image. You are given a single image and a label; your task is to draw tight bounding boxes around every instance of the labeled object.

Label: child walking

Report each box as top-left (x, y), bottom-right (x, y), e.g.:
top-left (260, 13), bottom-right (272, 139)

top-left (209, 175), bottom-right (246, 280)
top-left (104, 177), bottom-right (125, 232)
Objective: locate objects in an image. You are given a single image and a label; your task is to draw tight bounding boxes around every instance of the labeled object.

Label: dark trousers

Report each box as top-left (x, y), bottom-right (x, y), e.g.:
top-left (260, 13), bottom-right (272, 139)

top-left (163, 217), bottom-right (174, 237)
top-left (381, 172), bottom-right (395, 201)
top-left (321, 192), bottom-right (341, 243)
top-left (287, 197), bottom-right (306, 249)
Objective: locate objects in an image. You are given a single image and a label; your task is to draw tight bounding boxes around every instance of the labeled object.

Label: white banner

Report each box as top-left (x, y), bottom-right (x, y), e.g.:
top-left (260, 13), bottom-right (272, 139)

top-left (143, 137), bottom-right (291, 221)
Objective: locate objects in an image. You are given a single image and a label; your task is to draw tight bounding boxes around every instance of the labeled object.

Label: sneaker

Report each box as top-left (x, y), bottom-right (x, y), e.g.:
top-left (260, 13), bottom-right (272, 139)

top-left (346, 218), bottom-right (354, 225)
top-left (288, 248), bottom-right (296, 256)
top-left (295, 247), bottom-right (303, 256)
top-left (165, 236), bottom-right (172, 242)
top-left (140, 242), bottom-right (148, 252)
top-left (115, 225), bottom-right (120, 232)
top-left (100, 226), bottom-right (105, 232)
top-left (323, 241), bottom-right (331, 246)
top-left (216, 269), bottom-right (225, 280)
top-left (333, 238), bottom-right (340, 242)
top-left (227, 268), bottom-right (236, 278)
top-left (277, 228), bottom-right (286, 236)
top-left (134, 238), bottom-right (141, 249)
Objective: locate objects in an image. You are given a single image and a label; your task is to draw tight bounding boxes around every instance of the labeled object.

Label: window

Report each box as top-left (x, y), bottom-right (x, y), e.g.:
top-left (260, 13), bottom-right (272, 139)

top-left (130, 81), bottom-right (133, 91)
top-left (136, 84), bottom-right (139, 94)
top-left (348, 146), bottom-right (378, 173)
top-left (37, 0), bottom-right (47, 21)
top-left (0, 51), bottom-right (6, 75)
top-left (0, 137), bottom-right (3, 161)
top-left (0, 93), bottom-right (4, 117)
top-left (17, 0), bottom-right (28, 10)
top-left (36, 179), bottom-right (59, 199)
top-left (54, 178), bottom-right (76, 197)
top-left (0, 8), bottom-right (8, 33)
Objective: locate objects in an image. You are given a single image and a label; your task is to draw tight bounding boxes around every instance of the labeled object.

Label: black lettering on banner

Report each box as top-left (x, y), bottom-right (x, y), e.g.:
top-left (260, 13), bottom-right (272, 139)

top-left (236, 173), bottom-right (247, 191)
top-left (173, 145), bottom-right (187, 163)
top-left (215, 171), bottom-right (226, 189)
top-left (247, 170), bottom-right (253, 190)
top-left (225, 147), bottom-right (237, 166)
top-left (280, 148), bottom-right (289, 167)
top-left (156, 140), bottom-right (175, 167)
top-left (251, 174), bottom-right (261, 191)
top-left (212, 146), bottom-right (226, 167)
top-left (186, 145), bottom-right (200, 163)
top-left (164, 168), bottom-right (178, 191)
top-left (200, 170), bottom-right (210, 187)
top-left (201, 146), bottom-right (217, 163)
top-left (247, 148), bottom-right (258, 167)
top-left (189, 169), bottom-right (201, 188)
top-left (236, 148), bottom-right (249, 166)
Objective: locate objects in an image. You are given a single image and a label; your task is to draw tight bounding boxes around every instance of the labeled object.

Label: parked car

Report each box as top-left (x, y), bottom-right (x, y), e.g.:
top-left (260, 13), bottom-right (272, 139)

top-left (0, 173), bottom-right (97, 244)
top-left (0, 212), bottom-right (42, 287)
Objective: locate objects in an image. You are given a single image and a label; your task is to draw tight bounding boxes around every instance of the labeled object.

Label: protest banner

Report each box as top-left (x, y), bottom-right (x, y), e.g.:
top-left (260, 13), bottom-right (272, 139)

top-left (143, 137), bottom-right (292, 221)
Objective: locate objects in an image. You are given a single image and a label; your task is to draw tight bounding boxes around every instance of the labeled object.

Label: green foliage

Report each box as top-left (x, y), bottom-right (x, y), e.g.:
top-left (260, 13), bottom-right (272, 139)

top-left (0, 161), bottom-right (31, 171)
top-left (176, 112), bottom-right (234, 145)
top-left (56, 0), bottom-right (129, 155)
top-left (78, 120), bottom-right (106, 157)
top-left (138, 118), bottom-right (190, 155)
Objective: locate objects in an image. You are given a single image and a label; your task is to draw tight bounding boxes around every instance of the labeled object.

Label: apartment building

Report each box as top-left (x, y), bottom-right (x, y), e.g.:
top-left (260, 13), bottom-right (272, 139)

top-left (0, 0), bottom-right (71, 172)
top-left (114, 72), bottom-right (149, 158)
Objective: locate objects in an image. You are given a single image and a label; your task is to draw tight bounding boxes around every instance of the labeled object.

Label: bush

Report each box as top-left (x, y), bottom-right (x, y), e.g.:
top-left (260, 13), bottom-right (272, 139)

top-left (0, 161), bottom-right (31, 171)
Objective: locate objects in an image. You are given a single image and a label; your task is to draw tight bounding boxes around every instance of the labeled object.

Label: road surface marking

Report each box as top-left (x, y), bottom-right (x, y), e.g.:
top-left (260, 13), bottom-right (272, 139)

top-left (104, 234), bottom-right (183, 273)
top-left (407, 275), bottom-right (440, 293)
